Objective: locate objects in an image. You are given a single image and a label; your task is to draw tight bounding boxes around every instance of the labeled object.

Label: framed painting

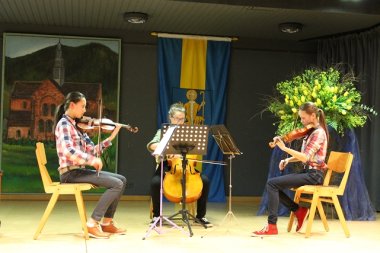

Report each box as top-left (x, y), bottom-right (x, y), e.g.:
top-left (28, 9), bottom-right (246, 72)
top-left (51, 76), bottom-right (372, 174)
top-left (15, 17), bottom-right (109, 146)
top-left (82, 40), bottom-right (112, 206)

top-left (0, 33), bottom-right (121, 193)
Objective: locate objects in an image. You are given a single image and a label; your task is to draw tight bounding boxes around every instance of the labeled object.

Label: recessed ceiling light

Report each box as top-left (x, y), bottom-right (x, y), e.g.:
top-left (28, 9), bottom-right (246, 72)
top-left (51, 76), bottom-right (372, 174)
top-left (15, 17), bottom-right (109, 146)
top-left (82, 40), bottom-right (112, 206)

top-left (279, 22), bottom-right (303, 34)
top-left (123, 12), bottom-right (148, 24)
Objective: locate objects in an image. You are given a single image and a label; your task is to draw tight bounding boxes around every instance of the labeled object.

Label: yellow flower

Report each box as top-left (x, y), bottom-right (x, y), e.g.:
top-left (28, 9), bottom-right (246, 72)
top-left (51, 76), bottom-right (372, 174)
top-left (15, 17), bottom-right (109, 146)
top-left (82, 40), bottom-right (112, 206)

top-left (303, 90), bottom-right (308, 96)
top-left (301, 95), bottom-right (306, 102)
top-left (314, 79), bottom-right (319, 86)
top-left (333, 95), bottom-right (337, 102)
top-left (316, 98), bottom-right (322, 106)
top-left (291, 108), bottom-right (297, 113)
top-left (312, 92), bottom-right (317, 98)
top-left (289, 100), bottom-right (294, 107)
top-left (341, 110), bottom-right (347, 115)
top-left (297, 100), bottom-right (302, 106)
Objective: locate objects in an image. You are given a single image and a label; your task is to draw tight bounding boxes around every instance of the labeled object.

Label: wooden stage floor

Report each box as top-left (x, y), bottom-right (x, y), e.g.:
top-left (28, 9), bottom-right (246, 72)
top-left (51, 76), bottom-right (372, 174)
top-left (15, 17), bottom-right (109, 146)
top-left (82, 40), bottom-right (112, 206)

top-left (0, 199), bottom-right (379, 253)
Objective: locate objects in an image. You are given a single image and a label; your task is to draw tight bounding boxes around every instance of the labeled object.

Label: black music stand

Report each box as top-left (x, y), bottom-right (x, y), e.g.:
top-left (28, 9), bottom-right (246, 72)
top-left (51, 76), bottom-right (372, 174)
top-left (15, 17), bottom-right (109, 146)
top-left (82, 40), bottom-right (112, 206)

top-left (210, 125), bottom-right (242, 226)
top-left (143, 125), bottom-right (188, 239)
top-left (163, 124), bottom-right (209, 237)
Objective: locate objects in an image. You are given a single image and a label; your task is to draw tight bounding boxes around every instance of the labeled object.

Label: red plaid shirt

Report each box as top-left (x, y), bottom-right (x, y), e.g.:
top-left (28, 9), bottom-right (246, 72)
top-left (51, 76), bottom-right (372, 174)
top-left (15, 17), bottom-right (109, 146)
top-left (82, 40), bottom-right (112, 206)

top-left (55, 114), bottom-right (111, 170)
top-left (301, 126), bottom-right (328, 170)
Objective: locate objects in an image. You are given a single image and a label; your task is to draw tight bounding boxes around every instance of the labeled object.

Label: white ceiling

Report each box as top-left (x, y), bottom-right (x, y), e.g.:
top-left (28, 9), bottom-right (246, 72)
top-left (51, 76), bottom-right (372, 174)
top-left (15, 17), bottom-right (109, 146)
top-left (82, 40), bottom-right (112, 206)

top-left (1, 0), bottom-right (380, 42)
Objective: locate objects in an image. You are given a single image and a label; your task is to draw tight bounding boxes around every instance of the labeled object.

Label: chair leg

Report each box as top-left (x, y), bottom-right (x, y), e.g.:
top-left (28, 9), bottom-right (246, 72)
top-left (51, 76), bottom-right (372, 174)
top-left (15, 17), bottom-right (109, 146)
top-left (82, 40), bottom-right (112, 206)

top-left (305, 193), bottom-right (319, 238)
top-left (75, 189), bottom-right (89, 240)
top-left (288, 190), bottom-right (301, 232)
top-left (287, 212), bottom-right (296, 232)
top-left (33, 191), bottom-right (60, 240)
top-left (316, 200), bottom-right (329, 232)
top-left (332, 195), bottom-right (350, 238)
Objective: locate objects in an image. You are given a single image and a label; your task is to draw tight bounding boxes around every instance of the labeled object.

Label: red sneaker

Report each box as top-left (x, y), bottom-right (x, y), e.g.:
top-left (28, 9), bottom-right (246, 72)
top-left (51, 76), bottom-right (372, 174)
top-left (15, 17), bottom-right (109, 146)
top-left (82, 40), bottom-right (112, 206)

top-left (252, 224), bottom-right (278, 236)
top-left (294, 207), bottom-right (309, 232)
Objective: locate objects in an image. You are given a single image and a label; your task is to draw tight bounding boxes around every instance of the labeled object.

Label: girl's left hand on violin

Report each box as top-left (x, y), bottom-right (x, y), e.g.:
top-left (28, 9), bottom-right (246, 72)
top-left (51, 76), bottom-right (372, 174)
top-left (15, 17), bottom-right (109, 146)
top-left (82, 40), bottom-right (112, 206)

top-left (108, 124), bottom-right (122, 142)
top-left (273, 136), bottom-right (286, 150)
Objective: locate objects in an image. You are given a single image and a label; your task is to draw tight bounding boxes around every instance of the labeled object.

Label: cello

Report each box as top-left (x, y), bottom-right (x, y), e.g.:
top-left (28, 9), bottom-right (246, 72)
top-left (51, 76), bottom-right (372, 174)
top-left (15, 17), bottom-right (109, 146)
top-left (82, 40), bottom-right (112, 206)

top-left (163, 154), bottom-right (203, 203)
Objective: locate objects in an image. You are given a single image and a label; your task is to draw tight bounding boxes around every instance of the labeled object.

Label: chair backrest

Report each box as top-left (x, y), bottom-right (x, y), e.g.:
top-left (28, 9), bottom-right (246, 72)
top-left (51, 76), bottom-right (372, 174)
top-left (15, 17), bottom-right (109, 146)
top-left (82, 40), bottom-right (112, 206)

top-left (35, 142), bottom-right (54, 192)
top-left (322, 151), bottom-right (354, 194)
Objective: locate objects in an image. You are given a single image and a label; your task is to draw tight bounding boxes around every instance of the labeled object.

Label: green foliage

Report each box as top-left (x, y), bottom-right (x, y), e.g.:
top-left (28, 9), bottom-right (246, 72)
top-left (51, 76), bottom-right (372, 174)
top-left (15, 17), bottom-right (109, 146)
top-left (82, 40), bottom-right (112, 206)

top-left (267, 67), bottom-right (377, 135)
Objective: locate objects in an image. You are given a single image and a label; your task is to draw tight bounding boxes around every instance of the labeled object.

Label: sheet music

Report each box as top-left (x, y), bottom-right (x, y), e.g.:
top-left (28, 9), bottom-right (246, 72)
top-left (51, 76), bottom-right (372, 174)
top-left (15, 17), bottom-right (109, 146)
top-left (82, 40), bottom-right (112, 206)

top-left (152, 125), bottom-right (178, 156)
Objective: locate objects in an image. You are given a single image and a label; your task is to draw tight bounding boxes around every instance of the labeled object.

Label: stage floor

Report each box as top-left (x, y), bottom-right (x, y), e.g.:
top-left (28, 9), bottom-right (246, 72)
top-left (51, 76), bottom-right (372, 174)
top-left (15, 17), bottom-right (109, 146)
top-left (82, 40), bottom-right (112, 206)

top-left (0, 199), bottom-right (379, 253)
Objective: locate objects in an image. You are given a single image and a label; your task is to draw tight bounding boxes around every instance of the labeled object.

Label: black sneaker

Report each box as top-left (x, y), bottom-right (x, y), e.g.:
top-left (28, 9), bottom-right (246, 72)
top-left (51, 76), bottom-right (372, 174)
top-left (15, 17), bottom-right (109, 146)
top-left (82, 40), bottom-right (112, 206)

top-left (195, 217), bottom-right (213, 228)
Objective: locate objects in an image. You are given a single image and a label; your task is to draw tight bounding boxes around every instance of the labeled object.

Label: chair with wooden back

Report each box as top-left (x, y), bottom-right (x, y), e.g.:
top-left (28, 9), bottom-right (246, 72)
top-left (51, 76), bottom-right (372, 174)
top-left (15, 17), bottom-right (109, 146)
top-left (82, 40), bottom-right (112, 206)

top-left (287, 151), bottom-right (354, 238)
top-left (34, 142), bottom-right (94, 240)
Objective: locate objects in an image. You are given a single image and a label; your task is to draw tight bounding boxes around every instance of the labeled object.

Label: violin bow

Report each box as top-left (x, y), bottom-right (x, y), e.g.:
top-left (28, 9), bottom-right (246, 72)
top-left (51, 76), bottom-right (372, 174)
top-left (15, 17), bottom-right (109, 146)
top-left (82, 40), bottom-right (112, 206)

top-left (96, 97), bottom-right (103, 176)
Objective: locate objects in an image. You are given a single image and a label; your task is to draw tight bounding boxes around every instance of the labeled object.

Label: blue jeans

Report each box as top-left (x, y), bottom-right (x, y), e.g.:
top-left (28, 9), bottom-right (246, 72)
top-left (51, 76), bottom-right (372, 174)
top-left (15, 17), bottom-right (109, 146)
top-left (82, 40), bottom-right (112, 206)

top-left (266, 169), bottom-right (324, 224)
top-left (60, 169), bottom-right (127, 221)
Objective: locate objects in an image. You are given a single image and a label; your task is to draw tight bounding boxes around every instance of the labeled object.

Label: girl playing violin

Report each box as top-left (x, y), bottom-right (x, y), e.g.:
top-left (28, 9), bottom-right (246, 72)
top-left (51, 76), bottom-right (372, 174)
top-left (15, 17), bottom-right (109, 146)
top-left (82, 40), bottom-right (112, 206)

top-left (54, 91), bottom-right (126, 239)
top-left (147, 103), bottom-right (213, 227)
top-left (253, 102), bottom-right (329, 236)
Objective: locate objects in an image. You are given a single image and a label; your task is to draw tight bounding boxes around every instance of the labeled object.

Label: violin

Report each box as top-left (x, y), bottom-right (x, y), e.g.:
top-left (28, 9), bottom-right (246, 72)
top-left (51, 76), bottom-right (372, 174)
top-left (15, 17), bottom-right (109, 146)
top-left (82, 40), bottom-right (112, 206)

top-left (76, 116), bottom-right (138, 133)
top-left (163, 155), bottom-right (203, 203)
top-left (268, 124), bottom-right (314, 148)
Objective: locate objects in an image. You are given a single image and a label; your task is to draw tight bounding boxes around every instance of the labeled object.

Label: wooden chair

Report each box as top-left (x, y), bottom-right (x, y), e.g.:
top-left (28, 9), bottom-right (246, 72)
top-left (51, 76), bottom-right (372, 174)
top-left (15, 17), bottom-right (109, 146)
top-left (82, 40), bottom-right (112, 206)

top-left (34, 142), bottom-right (94, 240)
top-left (287, 151), bottom-right (354, 238)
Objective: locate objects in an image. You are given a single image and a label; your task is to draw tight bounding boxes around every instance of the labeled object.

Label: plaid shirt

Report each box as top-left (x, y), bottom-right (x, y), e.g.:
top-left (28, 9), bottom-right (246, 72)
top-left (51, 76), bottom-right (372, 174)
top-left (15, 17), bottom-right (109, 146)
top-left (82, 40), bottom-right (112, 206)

top-left (301, 126), bottom-right (328, 170)
top-left (55, 114), bottom-right (112, 170)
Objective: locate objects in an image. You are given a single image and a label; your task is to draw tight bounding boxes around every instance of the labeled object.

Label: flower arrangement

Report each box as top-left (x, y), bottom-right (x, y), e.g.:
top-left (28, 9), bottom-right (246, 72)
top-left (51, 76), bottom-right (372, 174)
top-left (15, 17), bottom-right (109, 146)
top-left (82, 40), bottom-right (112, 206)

top-left (267, 67), bottom-right (377, 135)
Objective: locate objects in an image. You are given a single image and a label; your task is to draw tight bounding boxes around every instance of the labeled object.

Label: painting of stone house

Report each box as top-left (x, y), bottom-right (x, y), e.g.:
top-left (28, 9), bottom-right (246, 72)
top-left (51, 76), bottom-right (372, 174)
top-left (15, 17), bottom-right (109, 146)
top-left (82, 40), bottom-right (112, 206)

top-left (0, 33), bottom-right (120, 193)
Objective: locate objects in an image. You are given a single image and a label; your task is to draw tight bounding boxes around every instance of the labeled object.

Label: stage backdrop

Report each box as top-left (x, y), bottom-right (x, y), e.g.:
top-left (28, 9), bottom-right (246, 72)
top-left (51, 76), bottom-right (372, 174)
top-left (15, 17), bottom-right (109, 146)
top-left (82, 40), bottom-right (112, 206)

top-left (0, 33), bottom-right (121, 193)
top-left (156, 34), bottom-right (232, 202)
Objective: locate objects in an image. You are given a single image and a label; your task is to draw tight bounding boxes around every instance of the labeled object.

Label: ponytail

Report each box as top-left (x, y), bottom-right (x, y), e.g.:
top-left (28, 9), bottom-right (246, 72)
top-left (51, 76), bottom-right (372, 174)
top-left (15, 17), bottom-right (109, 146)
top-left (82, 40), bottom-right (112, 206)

top-left (53, 91), bottom-right (85, 131)
top-left (299, 102), bottom-right (329, 143)
top-left (317, 108), bottom-right (329, 143)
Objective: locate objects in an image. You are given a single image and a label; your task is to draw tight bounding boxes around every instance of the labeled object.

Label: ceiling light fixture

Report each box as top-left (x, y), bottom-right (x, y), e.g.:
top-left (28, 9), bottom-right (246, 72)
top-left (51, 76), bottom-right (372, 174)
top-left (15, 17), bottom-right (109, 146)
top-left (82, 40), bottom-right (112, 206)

top-left (279, 22), bottom-right (303, 34)
top-left (123, 12), bottom-right (148, 24)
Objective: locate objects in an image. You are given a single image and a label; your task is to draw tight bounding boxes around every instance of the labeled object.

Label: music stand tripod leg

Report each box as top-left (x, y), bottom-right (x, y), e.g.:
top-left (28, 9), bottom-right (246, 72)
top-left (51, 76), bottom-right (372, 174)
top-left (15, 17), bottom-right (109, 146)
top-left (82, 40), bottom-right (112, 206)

top-left (143, 157), bottom-right (188, 240)
top-left (220, 154), bottom-right (239, 226)
top-left (201, 154), bottom-right (238, 238)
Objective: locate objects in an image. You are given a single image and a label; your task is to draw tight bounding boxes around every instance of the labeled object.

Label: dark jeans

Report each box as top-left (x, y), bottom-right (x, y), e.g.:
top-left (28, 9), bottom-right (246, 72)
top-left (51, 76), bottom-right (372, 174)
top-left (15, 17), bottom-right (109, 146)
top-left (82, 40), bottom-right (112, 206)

top-left (266, 169), bottom-right (324, 224)
top-left (151, 162), bottom-right (210, 219)
top-left (60, 169), bottom-right (127, 221)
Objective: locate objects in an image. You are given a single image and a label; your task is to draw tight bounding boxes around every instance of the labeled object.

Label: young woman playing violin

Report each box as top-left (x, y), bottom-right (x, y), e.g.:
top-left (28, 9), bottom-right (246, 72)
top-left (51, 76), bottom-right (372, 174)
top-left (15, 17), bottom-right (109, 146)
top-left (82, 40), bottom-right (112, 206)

top-left (54, 91), bottom-right (126, 239)
top-left (147, 103), bottom-right (213, 227)
top-left (253, 102), bottom-right (329, 236)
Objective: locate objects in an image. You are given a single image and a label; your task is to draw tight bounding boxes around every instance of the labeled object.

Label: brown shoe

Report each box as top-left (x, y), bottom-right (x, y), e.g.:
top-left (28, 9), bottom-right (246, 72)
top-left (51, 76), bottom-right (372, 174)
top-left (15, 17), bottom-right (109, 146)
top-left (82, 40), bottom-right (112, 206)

top-left (87, 224), bottom-right (111, 239)
top-left (101, 221), bottom-right (126, 235)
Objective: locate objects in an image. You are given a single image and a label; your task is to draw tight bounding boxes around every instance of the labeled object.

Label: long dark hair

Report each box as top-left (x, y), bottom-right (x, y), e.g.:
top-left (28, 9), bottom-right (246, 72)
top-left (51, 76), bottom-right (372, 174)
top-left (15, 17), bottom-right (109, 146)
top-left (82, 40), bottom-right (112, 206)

top-left (53, 91), bottom-right (85, 130)
top-left (299, 102), bottom-right (329, 143)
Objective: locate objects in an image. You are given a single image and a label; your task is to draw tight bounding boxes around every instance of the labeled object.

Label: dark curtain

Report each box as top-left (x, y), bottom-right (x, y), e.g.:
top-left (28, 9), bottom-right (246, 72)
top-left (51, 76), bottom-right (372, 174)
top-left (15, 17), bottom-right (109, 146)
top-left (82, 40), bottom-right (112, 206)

top-left (317, 27), bottom-right (380, 211)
